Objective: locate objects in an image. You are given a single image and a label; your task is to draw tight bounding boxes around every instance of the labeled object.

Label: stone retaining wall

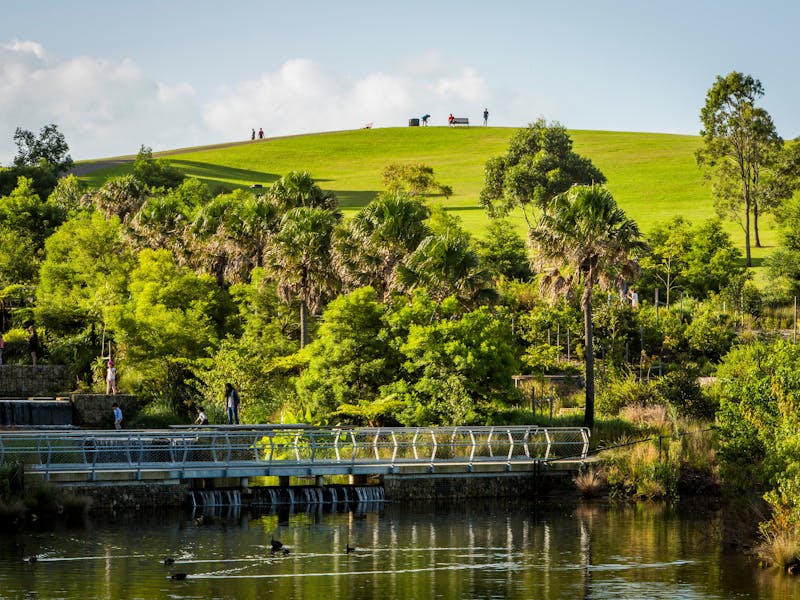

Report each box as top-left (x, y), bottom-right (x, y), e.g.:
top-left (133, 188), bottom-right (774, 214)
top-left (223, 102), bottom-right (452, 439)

top-left (383, 470), bottom-right (572, 501)
top-left (71, 394), bottom-right (142, 428)
top-left (66, 482), bottom-right (189, 511)
top-left (0, 365), bottom-right (71, 396)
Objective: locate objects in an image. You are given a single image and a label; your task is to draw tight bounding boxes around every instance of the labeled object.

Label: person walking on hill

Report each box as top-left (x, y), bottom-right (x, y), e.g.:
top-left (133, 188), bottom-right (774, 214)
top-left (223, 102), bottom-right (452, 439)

top-left (483, 108), bottom-right (489, 126)
top-left (258, 128), bottom-right (264, 139)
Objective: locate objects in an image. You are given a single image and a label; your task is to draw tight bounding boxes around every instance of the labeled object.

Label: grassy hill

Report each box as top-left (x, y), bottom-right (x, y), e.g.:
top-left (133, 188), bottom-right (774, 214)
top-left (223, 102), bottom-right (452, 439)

top-left (76, 126), bottom-right (778, 262)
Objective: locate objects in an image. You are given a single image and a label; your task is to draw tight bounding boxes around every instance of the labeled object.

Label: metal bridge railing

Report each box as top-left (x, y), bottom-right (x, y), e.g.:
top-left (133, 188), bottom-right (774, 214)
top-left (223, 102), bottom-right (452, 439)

top-left (0, 425), bottom-right (590, 481)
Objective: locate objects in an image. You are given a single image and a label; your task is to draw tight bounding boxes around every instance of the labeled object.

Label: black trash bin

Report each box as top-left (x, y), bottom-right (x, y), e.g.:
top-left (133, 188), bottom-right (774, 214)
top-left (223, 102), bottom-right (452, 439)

top-left (408, 118), bottom-right (420, 127)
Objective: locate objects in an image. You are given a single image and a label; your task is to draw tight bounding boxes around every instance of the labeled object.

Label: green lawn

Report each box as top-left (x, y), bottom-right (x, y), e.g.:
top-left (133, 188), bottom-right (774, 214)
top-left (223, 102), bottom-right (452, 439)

top-left (76, 126), bottom-right (778, 260)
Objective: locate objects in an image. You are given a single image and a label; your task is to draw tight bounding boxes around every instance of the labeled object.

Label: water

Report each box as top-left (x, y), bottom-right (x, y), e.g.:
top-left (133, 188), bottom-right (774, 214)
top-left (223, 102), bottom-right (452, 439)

top-left (1, 499), bottom-right (799, 599)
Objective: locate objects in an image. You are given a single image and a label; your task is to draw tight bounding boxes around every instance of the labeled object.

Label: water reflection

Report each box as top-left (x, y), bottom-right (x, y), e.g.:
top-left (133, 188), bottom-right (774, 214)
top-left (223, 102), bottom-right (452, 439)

top-left (1, 499), bottom-right (799, 599)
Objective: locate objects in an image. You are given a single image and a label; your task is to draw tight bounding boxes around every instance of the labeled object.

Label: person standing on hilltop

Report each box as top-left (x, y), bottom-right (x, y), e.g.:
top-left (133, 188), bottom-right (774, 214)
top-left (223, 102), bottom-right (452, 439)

top-left (251, 128), bottom-right (256, 140)
top-left (483, 108), bottom-right (489, 125)
top-left (258, 128), bottom-right (264, 139)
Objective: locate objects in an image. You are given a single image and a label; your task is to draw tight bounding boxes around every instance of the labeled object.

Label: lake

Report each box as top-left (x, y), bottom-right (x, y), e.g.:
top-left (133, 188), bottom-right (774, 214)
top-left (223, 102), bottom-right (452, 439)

top-left (1, 498), bottom-right (798, 599)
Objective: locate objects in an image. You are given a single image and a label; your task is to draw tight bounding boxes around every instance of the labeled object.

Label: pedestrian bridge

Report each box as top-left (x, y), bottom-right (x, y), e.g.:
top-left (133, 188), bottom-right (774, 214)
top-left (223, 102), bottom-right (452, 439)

top-left (0, 425), bottom-right (590, 484)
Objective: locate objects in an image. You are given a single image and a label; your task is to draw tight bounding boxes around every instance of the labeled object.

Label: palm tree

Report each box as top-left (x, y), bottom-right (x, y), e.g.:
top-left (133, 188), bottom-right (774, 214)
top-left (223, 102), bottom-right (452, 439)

top-left (397, 228), bottom-right (494, 308)
top-left (265, 206), bottom-right (341, 347)
top-left (84, 175), bottom-right (147, 223)
top-left (529, 185), bottom-right (646, 430)
top-left (332, 192), bottom-right (430, 299)
top-left (266, 171), bottom-right (338, 213)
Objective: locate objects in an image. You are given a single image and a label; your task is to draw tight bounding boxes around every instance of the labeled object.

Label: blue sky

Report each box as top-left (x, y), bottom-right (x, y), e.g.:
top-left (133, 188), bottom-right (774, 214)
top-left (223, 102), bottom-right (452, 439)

top-left (1, 0), bottom-right (798, 162)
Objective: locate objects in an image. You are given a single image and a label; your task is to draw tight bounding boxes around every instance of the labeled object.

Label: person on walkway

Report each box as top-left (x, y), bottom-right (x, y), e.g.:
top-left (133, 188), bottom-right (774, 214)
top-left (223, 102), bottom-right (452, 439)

top-left (483, 108), bottom-right (489, 126)
top-left (27, 325), bottom-right (38, 365)
top-left (627, 287), bottom-right (639, 309)
top-left (112, 402), bottom-right (123, 430)
top-left (106, 359), bottom-right (117, 395)
top-left (195, 406), bottom-right (209, 425)
top-left (225, 383), bottom-right (240, 424)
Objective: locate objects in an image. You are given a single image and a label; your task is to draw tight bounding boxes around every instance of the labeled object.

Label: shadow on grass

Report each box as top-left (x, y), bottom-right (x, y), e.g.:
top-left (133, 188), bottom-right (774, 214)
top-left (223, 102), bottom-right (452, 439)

top-left (334, 190), bottom-right (380, 208)
top-left (169, 160), bottom-right (279, 185)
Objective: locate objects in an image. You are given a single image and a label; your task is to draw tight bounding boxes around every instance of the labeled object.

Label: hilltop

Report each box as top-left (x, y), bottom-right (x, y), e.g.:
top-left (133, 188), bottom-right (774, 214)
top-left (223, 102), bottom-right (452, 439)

top-left (74, 126), bottom-right (777, 257)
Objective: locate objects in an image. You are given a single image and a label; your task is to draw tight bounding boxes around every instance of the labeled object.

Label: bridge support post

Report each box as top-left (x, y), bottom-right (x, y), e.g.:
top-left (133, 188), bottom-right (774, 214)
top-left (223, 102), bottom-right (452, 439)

top-left (240, 478), bottom-right (249, 489)
top-left (278, 476), bottom-right (290, 488)
top-left (350, 474), bottom-right (367, 486)
top-left (314, 475), bottom-right (324, 487)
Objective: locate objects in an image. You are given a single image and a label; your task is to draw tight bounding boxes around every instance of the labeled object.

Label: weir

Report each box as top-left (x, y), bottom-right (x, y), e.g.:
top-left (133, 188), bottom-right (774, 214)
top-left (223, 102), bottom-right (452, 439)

top-left (0, 398), bottom-right (73, 427)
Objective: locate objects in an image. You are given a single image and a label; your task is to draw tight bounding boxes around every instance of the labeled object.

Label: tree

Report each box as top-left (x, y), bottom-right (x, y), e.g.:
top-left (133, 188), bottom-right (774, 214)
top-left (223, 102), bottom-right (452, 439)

top-left (683, 219), bottom-right (744, 298)
top-left (105, 249), bottom-right (229, 392)
top-left (83, 174), bottom-right (148, 223)
top-left (639, 217), bottom-right (692, 307)
top-left (382, 162), bottom-right (452, 197)
top-left (266, 170), bottom-right (338, 213)
top-left (12, 123), bottom-right (73, 173)
top-left (132, 145), bottom-right (185, 190)
top-left (475, 218), bottom-right (533, 282)
top-left (479, 119), bottom-right (605, 226)
top-left (265, 206), bottom-right (341, 348)
top-left (396, 210), bottom-right (493, 308)
top-left (0, 175), bottom-right (66, 252)
top-left (696, 71), bottom-right (783, 266)
top-left (529, 185), bottom-right (646, 429)
top-left (295, 287), bottom-right (397, 419)
top-left (332, 192), bottom-right (430, 299)
top-left (2, 124), bottom-right (72, 199)
top-left (36, 212), bottom-right (133, 333)
top-left (399, 304), bottom-right (521, 425)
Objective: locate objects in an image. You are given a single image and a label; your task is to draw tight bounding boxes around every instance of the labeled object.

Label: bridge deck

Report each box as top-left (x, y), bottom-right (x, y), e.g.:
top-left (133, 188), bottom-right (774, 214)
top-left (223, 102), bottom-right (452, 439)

top-left (0, 425), bottom-right (590, 483)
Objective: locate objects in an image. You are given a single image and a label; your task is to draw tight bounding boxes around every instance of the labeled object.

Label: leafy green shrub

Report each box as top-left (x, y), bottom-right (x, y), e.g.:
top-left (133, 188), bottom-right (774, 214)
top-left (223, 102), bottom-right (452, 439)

top-left (685, 305), bottom-right (736, 361)
top-left (0, 462), bottom-right (24, 501)
top-left (596, 372), bottom-right (657, 416)
top-left (652, 367), bottom-right (716, 420)
top-left (0, 327), bottom-right (30, 364)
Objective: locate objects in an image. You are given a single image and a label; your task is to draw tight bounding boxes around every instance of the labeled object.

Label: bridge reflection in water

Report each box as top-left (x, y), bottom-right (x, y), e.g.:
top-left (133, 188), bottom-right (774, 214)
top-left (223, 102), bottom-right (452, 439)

top-left (0, 425), bottom-right (590, 484)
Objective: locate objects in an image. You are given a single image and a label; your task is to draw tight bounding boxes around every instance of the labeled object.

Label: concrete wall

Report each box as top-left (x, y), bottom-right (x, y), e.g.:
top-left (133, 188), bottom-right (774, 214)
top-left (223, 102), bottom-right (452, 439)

top-left (0, 365), bottom-right (71, 396)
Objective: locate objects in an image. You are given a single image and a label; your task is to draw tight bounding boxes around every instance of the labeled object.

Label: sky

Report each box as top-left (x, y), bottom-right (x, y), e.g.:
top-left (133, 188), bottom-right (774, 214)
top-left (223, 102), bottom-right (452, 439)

top-left (1, 0), bottom-right (799, 163)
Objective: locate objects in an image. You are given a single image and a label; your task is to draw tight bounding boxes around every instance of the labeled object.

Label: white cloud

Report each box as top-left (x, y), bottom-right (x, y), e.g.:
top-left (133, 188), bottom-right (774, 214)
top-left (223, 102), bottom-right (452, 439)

top-left (0, 41), bottom-right (202, 163)
top-left (203, 57), bottom-right (496, 137)
top-left (0, 43), bottom-right (546, 164)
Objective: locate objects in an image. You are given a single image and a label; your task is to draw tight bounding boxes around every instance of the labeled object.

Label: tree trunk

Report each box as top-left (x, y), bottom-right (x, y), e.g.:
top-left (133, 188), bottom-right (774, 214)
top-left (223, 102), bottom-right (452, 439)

top-left (744, 196), bottom-right (752, 267)
top-left (299, 300), bottom-right (309, 348)
top-left (300, 266), bottom-right (310, 348)
top-left (753, 200), bottom-right (762, 248)
top-left (582, 285), bottom-right (595, 431)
